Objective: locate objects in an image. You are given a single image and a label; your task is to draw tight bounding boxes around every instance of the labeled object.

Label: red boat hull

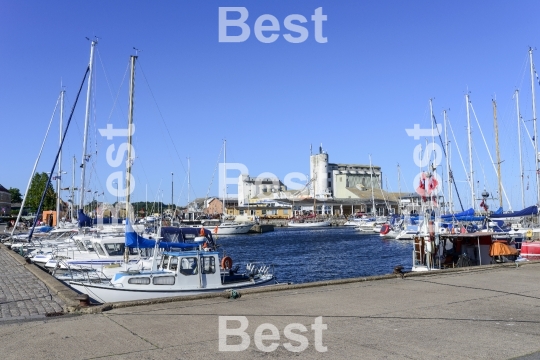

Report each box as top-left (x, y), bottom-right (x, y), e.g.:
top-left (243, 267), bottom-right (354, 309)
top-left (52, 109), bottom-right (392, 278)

top-left (520, 242), bottom-right (540, 259)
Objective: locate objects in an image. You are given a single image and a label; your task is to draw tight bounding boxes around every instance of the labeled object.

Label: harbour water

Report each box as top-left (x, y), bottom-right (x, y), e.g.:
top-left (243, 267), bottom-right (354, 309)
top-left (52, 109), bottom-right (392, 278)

top-left (215, 227), bottom-right (413, 284)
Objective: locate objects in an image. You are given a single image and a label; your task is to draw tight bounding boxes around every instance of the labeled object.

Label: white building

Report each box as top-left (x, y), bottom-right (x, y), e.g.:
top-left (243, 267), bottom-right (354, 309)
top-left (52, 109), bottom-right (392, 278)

top-left (238, 175), bottom-right (287, 206)
top-left (310, 146), bottom-right (382, 199)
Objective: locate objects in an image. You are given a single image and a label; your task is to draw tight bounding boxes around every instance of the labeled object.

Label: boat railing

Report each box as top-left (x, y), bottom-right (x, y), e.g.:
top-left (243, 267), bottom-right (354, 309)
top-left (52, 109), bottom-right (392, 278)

top-left (52, 258), bottom-right (108, 282)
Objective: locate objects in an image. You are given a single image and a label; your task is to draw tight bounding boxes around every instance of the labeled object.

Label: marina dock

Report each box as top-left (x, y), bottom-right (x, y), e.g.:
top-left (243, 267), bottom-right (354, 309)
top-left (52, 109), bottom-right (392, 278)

top-left (1, 238), bottom-right (539, 359)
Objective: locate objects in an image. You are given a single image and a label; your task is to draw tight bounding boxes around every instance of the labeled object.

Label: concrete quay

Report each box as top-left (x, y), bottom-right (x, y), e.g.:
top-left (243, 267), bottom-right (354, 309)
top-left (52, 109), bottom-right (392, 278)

top-left (0, 243), bottom-right (539, 360)
top-left (0, 243), bottom-right (66, 321)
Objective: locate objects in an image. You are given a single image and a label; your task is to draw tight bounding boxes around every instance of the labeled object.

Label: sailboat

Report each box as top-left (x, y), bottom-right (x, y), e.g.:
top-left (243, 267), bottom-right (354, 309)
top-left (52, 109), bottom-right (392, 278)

top-left (67, 55), bottom-right (276, 303)
top-left (206, 140), bottom-right (254, 235)
top-left (355, 155), bottom-right (383, 233)
top-left (288, 174), bottom-right (330, 227)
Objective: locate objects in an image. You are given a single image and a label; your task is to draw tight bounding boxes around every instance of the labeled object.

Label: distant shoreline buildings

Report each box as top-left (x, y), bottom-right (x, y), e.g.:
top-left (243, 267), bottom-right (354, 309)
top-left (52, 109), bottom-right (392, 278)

top-left (230, 146), bottom-right (416, 217)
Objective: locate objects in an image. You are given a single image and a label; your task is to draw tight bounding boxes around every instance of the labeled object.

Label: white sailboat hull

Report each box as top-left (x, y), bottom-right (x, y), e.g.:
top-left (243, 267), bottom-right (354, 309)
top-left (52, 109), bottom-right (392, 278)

top-left (288, 221), bottom-right (331, 228)
top-left (207, 223), bottom-right (254, 235)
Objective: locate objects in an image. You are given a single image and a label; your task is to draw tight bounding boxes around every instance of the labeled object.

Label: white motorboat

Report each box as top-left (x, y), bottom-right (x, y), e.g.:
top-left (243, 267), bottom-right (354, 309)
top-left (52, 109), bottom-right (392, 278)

top-left (395, 225), bottom-right (419, 240)
top-left (203, 220), bottom-right (254, 235)
top-left (69, 249), bottom-right (276, 303)
top-left (288, 219), bottom-right (331, 228)
top-left (68, 218), bottom-right (275, 303)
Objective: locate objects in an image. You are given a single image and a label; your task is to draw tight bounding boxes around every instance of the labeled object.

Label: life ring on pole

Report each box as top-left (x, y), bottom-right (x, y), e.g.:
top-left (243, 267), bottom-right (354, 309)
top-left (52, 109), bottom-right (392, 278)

top-left (221, 256), bottom-right (233, 270)
top-left (380, 224), bottom-right (391, 235)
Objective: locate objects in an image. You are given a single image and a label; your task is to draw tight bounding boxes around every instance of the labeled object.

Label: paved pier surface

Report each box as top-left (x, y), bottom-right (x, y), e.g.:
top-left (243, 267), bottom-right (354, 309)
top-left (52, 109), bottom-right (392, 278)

top-left (0, 246), bottom-right (539, 360)
top-left (0, 245), bottom-right (64, 321)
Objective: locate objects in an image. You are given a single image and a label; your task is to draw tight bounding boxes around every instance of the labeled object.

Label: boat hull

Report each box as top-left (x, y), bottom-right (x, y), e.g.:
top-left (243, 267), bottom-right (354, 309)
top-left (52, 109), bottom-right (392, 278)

top-left (520, 241), bottom-right (540, 259)
top-left (288, 221), bottom-right (331, 228)
top-left (208, 224), bottom-right (254, 235)
top-left (68, 276), bottom-right (276, 303)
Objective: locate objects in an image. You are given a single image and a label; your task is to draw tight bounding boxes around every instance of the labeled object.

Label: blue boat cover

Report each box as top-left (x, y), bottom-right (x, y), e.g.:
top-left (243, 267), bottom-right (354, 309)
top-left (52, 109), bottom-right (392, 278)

top-left (78, 209), bottom-right (93, 227)
top-left (125, 219), bottom-right (200, 249)
top-left (489, 205), bottom-right (538, 218)
top-left (441, 208), bottom-right (474, 219)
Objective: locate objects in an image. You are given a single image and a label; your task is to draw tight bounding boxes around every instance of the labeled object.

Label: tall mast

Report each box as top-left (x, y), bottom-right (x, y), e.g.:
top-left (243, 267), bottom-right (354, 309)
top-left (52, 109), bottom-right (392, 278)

top-left (56, 88), bottom-right (65, 225)
top-left (79, 39), bottom-right (97, 212)
top-left (493, 100), bottom-right (503, 209)
top-left (125, 54), bottom-right (137, 219)
top-left (444, 110), bottom-right (452, 213)
top-left (187, 158), bottom-right (190, 209)
top-left (71, 155), bottom-right (75, 220)
top-left (516, 90), bottom-right (525, 209)
top-left (223, 139), bottom-right (226, 216)
top-left (397, 163), bottom-right (402, 215)
top-left (466, 94), bottom-right (475, 210)
top-left (369, 154), bottom-right (376, 216)
top-left (529, 48), bottom-right (540, 206)
top-left (429, 99), bottom-right (436, 212)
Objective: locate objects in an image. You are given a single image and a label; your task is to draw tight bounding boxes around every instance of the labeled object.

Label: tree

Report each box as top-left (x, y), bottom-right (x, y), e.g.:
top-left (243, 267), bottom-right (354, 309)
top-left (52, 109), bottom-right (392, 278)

top-left (9, 188), bottom-right (23, 203)
top-left (26, 172), bottom-right (57, 212)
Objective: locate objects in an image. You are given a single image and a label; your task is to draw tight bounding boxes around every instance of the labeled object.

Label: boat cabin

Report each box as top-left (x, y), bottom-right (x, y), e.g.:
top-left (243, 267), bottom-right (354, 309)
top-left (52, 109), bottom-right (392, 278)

top-left (111, 251), bottom-right (224, 289)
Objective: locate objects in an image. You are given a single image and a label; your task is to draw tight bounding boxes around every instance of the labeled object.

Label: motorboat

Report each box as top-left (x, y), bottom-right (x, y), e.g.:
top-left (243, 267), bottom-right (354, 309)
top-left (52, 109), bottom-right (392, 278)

top-left (68, 219), bottom-right (275, 303)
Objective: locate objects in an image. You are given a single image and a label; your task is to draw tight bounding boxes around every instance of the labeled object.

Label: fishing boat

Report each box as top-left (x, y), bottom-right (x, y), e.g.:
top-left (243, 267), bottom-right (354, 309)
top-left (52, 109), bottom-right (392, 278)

top-left (68, 220), bottom-right (275, 303)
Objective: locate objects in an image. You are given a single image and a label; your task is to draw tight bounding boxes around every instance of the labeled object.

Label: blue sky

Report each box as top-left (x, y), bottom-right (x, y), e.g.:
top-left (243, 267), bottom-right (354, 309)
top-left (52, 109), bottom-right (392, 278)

top-left (1, 0), bottom-right (540, 211)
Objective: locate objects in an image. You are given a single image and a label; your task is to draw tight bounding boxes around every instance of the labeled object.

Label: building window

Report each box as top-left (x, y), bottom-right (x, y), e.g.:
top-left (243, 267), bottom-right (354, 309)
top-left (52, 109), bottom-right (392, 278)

top-left (283, 209), bottom-right (289, 215)
top-left (239, 210), bottom-right (244, 215)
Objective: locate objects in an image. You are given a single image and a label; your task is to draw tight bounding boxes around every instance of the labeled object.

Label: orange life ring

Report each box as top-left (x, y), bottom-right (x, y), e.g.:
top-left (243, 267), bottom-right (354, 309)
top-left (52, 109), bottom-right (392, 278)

top-left (380, 224), bottom-right (391, 235)
top-left (221, 256), bottom-right (233, 269)
top-left (199, 227), bottom-right (205, 236)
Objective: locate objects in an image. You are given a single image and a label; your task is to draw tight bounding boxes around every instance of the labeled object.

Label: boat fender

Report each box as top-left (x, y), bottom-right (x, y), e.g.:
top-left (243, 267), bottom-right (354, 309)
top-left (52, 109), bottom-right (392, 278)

top-left (380, 224), bottom-right (391, 235)
top-left (221, 256), bottom-right (233, 270)
top-left (526, 230), bottom-right (533, 239)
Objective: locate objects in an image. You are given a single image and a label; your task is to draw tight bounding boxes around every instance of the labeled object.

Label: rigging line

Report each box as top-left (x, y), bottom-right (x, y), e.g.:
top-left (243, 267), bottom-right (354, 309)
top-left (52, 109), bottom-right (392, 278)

top-left (175, 174), bottom-right (187, 206)
top-left (447, 115), bottom-right (469, 188)
top-left (472, 138), bottom-right (487, 192)
top-left (28, 66), bottom-right (90, 241)
top-left (97, 48), bottom-right (130, 123)
top-left (137, 61), bottom-right (188, 173)
top-left (521, 116), bottom-right (536, 149)
top-left (11, 93), bottom-right (61, 235)
top-left (469, 102), bottom-right (512, 210)
top-left (431, 111), bottom-right (464, 211)
top-left (205, 143), bottom-right (225, 203)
